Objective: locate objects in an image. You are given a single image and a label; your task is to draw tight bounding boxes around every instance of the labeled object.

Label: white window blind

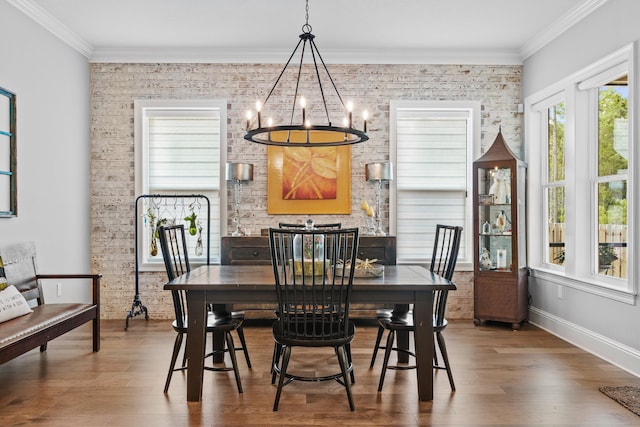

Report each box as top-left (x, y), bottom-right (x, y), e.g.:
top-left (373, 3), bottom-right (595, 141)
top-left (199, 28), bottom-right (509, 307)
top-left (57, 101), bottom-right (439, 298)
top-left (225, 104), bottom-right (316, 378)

top-left (146, 110), bottom-right (220, 191)
top-left (394, 108), bottom-right (471, 264)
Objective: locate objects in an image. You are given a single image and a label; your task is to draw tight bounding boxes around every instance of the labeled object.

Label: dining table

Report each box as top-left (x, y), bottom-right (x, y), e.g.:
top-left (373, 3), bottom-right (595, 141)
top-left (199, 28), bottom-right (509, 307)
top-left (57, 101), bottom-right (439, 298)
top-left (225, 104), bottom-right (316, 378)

top-left (164, 264), bottom-right (456, 402)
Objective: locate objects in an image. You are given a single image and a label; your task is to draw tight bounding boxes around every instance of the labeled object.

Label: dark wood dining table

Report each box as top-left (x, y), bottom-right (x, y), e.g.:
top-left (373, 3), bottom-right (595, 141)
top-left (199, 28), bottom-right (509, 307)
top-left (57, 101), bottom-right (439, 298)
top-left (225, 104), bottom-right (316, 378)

top-left (164, 264), bottom-right (455, 402)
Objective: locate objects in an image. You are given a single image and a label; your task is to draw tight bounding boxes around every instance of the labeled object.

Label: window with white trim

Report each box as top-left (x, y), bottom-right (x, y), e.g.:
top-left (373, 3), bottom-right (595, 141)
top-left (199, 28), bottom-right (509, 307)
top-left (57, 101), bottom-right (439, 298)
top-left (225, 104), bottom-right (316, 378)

top-left (390, 101), bottom-right (480, 267)
top-left (134, 99), bottom-right (226, 269)
top-left (540, 94), bottom-right (567, 268)
top-left (581, 71), bottom-right (629, 280)
top-left (527, 44), bottom-right (633, 295)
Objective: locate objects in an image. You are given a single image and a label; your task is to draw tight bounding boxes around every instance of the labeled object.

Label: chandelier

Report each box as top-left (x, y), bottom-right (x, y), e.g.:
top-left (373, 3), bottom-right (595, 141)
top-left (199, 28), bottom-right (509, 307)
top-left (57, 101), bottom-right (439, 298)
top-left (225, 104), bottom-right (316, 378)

top-left (243, 0), bottom-right (369, 147)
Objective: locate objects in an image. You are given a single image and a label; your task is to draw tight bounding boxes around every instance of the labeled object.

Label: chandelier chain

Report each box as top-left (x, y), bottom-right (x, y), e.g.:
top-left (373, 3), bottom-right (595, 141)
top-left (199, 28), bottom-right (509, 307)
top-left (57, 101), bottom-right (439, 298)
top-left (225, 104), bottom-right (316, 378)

top-left (305, 0), bottom-right (309, 26)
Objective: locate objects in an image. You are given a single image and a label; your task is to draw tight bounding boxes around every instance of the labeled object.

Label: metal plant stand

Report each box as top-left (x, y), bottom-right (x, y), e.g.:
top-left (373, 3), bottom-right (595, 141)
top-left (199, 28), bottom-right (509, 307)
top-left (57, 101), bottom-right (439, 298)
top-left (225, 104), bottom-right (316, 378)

top-left (125, 194), bottom-right (210, 330)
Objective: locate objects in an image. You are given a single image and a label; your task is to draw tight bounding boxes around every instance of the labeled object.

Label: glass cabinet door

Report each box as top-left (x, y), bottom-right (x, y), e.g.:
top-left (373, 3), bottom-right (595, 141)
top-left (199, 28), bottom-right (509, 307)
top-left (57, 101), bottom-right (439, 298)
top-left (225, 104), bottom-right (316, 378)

top-left (477, 167), bottom-right (514, 272)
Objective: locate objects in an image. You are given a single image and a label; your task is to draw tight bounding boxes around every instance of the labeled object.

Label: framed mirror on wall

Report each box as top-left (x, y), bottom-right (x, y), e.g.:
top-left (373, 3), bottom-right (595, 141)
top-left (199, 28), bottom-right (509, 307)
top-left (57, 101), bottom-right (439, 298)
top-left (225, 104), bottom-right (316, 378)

top-left (0, 87), bottom-right (16, 217)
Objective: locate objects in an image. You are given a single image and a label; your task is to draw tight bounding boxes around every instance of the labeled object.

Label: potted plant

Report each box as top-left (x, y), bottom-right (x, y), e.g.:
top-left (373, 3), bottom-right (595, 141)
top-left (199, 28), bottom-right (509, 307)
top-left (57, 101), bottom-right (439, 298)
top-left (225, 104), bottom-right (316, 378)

top-left (552, 245), bottom-right (618, 272)
top-left (598, 244), bottom-right (618, 272)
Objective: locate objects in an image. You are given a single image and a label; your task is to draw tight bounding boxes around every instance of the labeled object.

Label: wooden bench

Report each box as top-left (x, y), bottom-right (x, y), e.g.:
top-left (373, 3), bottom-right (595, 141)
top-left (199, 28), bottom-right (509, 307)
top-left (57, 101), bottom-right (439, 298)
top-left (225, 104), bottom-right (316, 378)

top-left (0, 242), bottom-right (101, 365)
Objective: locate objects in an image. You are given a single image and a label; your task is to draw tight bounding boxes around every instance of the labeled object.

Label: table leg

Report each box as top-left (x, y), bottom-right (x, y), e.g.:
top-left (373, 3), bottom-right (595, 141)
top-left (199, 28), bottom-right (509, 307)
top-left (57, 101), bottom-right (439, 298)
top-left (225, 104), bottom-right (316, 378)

top-left (413, 290), bottom-right (434, 401)
top-left (393, 304), bottom-right (410, 363)
top-left (186, 290), bottom-right (207, 402)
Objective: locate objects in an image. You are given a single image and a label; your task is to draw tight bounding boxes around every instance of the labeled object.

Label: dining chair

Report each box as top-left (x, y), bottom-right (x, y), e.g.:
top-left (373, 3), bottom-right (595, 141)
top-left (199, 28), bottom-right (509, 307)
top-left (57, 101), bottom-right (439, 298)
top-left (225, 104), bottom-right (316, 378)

top-left (268, 227), bottom-right (359, 411)
top-left (371, 224), bottom-right (462, 392)
top-left (269, 220), bottom-right (343, 371)
top-left (158, 224), bottom-right (250, 393)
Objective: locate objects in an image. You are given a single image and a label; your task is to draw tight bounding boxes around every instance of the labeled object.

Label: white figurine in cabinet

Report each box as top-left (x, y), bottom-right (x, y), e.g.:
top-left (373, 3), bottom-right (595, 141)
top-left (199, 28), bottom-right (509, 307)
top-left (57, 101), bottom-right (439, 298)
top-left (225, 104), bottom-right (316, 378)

top-left (489, 169), bottom-right (510, 204)
top-left (494, 210), bottom-right (507, 233)
top-left (479, 248), bottom-right (492, 270)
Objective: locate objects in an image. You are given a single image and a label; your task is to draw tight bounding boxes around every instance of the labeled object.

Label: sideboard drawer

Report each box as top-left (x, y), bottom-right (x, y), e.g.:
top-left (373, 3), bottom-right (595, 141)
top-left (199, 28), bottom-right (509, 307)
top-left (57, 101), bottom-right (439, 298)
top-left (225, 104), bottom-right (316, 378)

top-left (221, 237), bottom-right (271, 265)
top-left (358, 236), bottom-right (396, 265)
top-left (221, 235), bottom-right (396, 265)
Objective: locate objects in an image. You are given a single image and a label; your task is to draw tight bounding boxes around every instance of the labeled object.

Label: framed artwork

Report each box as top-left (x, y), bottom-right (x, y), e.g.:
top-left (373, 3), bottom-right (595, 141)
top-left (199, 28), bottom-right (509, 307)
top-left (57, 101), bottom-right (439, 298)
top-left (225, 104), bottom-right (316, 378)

top-left (267, 130), bottom-right (351, 214)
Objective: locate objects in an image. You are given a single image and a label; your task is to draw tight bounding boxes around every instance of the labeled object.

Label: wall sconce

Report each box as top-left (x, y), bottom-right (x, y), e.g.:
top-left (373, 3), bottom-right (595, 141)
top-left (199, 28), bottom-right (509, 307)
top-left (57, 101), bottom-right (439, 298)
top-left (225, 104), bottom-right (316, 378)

top-left (226, 162), bottom-right (254, 236)
top-left (366, 162), bottom-right (393, 236)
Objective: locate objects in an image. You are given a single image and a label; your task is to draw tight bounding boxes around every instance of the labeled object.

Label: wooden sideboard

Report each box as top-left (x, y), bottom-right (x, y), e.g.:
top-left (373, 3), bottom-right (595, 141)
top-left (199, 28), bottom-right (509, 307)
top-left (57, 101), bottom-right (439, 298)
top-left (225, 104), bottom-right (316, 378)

top-left (220, 235), bottom-right (397, 319)
top-left (221, 235), bottom-right (396, 266)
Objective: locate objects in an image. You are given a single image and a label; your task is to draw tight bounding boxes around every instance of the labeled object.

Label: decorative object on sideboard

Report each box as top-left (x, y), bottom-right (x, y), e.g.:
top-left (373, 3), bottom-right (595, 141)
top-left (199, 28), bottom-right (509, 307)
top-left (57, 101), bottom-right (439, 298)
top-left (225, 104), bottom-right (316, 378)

top-left (226, 162), bottom-right (254, 236)
top-left (243, 0), bottom-right (368, 148)
top-left (366, 162), bottom-right (393, 236)
top-left (360, 200), bottom-right (376, 236)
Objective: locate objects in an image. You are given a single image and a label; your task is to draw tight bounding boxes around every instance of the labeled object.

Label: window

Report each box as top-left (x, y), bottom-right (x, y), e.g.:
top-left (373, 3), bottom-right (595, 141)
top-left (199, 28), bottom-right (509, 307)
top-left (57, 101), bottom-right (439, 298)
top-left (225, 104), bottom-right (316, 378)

top-left (593, 75), bottom-right (628, 279)
top-left (0, 87), bottom-right (16, 217)
top-left (544, 97), bottom-right (566, 267)
top-left (527, 44), bottom-right (633, 297)
top-left (390, 101), bottom-right (480, 267)
top-left (135, 99), bottom-right (227, 269)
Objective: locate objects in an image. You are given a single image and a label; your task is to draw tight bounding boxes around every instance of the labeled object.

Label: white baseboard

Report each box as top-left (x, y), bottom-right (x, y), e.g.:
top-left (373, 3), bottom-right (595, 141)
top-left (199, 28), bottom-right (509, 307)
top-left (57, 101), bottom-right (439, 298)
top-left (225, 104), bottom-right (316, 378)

top-left (529, 307), bottom-right (640, 378)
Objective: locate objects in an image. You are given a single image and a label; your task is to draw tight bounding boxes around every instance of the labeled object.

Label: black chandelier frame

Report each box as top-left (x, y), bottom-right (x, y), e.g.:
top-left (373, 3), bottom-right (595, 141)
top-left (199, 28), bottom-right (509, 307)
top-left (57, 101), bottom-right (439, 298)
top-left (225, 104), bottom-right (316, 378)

top-left (244, 20), bottom-right (369, 147)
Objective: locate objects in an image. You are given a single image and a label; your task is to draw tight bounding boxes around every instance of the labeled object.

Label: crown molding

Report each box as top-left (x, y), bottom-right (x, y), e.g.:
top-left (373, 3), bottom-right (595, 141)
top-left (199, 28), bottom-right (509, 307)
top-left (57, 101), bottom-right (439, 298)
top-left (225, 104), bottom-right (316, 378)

top-left (8, 0), bottom-right (92, 57)
top-left (89, 47), bottom-right (523, 65)
top-left (10, 0), bottom-right (605, 66)
top-left (520, 0), bottom-right (609, 60)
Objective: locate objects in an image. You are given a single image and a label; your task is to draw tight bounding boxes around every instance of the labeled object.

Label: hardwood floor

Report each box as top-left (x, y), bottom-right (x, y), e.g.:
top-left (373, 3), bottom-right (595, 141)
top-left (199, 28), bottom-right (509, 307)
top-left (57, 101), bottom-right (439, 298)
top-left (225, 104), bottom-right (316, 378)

top-left (1, 319), bottom-right (639, 426)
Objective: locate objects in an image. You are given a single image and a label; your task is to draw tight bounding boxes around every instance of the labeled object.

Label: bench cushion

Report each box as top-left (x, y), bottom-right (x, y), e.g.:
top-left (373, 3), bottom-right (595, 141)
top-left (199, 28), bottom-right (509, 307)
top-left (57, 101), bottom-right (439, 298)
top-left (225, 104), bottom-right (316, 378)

top-left (0, 303), bottom-right (93, 348)
top-left (0, 285), bottom-right (33, 323)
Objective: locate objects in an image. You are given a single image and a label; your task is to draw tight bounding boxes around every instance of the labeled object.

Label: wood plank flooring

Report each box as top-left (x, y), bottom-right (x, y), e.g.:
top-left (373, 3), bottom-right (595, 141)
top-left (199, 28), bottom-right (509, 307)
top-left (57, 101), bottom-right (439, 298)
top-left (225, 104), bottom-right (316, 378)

top-left (1, 319), bottom-right (639, 426)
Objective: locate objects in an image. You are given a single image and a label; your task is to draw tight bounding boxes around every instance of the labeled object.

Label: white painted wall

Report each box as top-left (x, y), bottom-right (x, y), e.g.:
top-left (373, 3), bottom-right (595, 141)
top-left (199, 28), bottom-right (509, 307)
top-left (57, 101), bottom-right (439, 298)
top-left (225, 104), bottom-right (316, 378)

top-left (0, 2), bottom-right (91, 302)
top-left (523, 0), bottom-right (640, 376)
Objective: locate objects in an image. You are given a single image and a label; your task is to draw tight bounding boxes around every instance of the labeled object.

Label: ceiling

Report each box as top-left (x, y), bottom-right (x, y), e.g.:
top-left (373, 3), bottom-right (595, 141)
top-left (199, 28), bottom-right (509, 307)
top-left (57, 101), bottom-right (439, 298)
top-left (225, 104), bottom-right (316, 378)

top-left (11, 0), bottom-right (606, 63)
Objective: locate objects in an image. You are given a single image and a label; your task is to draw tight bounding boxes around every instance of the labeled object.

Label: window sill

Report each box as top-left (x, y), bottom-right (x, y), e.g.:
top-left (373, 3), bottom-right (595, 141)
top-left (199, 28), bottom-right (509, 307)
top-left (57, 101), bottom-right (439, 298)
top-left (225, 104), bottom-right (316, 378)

top-left (530, 267), bottom-right (636, 305)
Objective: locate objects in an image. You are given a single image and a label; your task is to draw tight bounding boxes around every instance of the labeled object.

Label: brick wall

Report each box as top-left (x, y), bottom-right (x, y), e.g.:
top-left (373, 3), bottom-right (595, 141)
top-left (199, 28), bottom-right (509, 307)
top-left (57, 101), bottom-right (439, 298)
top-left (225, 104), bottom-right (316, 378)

top-left (90, 63), bottom-right (522, 321)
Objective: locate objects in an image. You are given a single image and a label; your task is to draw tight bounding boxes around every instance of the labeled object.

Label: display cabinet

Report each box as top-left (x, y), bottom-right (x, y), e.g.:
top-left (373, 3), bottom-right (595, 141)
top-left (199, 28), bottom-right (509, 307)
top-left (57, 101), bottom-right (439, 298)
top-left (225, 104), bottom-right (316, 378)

top-left (472, 131), bottom-right (528, 330)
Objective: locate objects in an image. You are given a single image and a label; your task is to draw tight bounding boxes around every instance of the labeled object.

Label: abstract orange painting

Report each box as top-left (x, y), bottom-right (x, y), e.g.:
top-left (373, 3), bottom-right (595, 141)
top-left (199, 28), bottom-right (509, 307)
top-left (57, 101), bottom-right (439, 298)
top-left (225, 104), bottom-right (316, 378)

top-left (282, 147), bottom-right (337, 200)
top-left (267, 131), bottom-right (351, 214)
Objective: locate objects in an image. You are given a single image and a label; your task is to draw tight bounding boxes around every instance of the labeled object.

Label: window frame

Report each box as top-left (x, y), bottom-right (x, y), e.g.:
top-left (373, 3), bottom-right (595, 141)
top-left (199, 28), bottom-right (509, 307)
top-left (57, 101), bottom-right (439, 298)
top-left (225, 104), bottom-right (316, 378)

top-left (389, 100), bottom-right (481, 269)
top-left (0, 87), bottom-right (17, 217)
top-left (526, 43), bottom-right (635, 302)
top-left (535, 91), bottom-right (567, 271)
top-left (134, 99), bottom-right (228, 270)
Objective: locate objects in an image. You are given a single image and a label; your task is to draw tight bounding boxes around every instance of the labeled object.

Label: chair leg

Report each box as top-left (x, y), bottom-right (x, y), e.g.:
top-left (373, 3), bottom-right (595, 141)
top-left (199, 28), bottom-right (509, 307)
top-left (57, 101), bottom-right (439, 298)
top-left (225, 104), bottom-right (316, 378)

top-left (370, 324), bottom-right (385, 368)
top-left (164, 332), bottom-right (183, 393)
top-left (273, 345), bottom-right (292, 411)
top-left (235, 325), bottom-right (252, 368)
top-left (271, 343), bottom-right (283, 384)
top-left (346, 343), bottom-right (355, 384)
top-left (377, 329), bottom-right (395, 392)
top-left (336, 345), bottom-right (355, 411)
top-left (435, 331), bottom-right (455, 391)
top-left (225, 331), bottom-right (243, 393)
